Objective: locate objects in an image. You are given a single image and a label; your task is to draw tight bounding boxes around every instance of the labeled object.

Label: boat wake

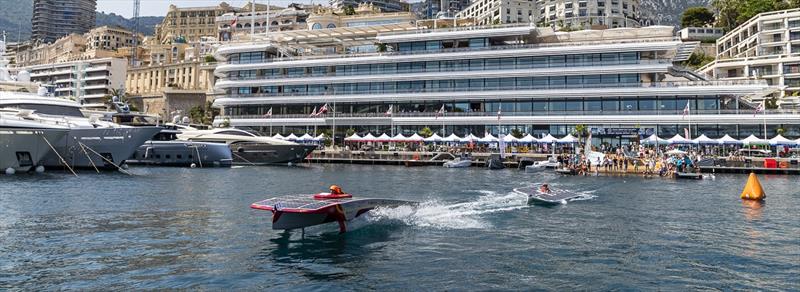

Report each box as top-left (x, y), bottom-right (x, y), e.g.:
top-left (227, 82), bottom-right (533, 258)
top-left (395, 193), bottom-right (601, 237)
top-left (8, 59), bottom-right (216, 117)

top-left (365, 190), bottom-right (528, 230)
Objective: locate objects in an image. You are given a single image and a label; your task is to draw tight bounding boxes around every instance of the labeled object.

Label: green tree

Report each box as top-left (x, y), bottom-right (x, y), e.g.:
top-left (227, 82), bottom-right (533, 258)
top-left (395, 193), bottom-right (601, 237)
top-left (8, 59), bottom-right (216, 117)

top-left (683, 51), bottom-right (716, 69)
top-left (713, 0), bottom-right (796, 31)
top-left (204, 55), bottom-right (216, 63)
top-left (375, 42), bottom-right (387, 52)
top-left (765, 97), bottom-right (779, 109)
top-left (187, 101), bottom-right (220, 125)
top-left (343, 5), bottom-right (356, 15)
top-left (681, 7), bottom-right (715, 28)
top-left (573, 124), bottom-right (589, 144)
top-left (510, 128), bottom-right (523, 138)
top-left (419, 127), bottom-right (433, 138)
top-left (346, 128), bottom-right (356, 137)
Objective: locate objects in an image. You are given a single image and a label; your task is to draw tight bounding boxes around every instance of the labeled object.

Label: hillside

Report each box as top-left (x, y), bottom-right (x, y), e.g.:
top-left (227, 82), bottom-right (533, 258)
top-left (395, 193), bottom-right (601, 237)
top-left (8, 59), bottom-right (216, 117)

top-left (0, 0), bottom-right (163, 42)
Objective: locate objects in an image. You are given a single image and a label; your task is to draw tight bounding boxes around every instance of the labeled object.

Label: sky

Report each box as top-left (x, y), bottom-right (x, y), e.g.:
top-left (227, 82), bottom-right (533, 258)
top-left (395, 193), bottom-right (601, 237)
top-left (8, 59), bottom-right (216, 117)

top-left (96, 0), bottom-right (314, 18)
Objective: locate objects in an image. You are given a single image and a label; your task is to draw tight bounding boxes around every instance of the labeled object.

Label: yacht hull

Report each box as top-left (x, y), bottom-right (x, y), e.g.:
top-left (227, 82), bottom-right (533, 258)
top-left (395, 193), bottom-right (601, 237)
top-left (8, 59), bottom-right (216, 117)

top-left (0, 128), bottom-right (68, 172)
top-left (229, 142), bottom-right (316, 165)
top-left (128, 140), bottom-right (233, 167)
top-left (42, 127), bottom-right (161, 169)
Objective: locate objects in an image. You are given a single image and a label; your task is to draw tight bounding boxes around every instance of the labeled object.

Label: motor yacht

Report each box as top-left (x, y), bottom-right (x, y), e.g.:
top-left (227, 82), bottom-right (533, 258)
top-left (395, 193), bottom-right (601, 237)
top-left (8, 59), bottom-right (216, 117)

top-left (176, 127), bottom-right (316, 165)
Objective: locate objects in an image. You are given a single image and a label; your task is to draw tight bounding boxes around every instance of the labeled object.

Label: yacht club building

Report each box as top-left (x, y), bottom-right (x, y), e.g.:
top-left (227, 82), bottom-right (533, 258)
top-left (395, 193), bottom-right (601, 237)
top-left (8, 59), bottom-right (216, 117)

top-left (212, 24), bottom-right (800, 145)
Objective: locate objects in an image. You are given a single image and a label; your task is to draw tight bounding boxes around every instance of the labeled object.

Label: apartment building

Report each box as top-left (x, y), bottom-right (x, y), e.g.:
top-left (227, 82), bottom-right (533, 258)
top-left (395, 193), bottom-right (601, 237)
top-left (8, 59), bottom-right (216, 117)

top-left (699, 9), bottom-right (800, 108)
top-left (24, 58), bottom-right (127, 109)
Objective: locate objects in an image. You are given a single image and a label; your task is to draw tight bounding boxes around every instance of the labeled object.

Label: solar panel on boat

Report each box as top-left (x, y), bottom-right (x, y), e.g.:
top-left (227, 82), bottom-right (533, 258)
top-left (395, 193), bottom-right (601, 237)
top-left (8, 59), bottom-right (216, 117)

top-left (252, 195), bottom-right (352, 211)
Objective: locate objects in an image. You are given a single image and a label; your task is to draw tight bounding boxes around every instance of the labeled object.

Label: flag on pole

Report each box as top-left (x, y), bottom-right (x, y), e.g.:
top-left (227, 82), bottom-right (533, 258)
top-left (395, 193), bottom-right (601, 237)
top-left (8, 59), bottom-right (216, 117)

top-left (231, 16), bottom-right (238, 27)
top-left (684, 128), bottom-right (690, 140)
top-left (385, 105), bottom-right (393, 116)
top-left (682, 100), bottom-right (690, 119)
top-left (435, 105), bottom-right (445, 119)
top-left (318, 103), bottom-right (329, 115)
top-left (754, 101), bottom-right (765, 117)
top-left (264, 107), bottom-right (272, 118)
top-left (309, 106), bottom-right (317, 117)
top-left (497, 107), bottom-right (502, 121)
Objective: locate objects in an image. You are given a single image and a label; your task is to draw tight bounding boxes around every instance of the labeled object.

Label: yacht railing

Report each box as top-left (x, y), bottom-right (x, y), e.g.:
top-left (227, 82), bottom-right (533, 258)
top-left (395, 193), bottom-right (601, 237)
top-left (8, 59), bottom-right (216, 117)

top-left (222, 80), bottom-right (769, 99)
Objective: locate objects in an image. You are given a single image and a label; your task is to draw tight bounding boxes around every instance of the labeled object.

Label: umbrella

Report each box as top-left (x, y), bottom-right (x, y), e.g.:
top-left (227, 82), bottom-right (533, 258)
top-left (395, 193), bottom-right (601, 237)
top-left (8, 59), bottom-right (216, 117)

top-left (692, 134), bottom-right (718, 145)
top-left (717, 134), bottom-right (742, 145)
top-left (641, 134), bottom-right (668, 145)
top-left (442, 133), bottom-right (461, 142)
top-left (768, 134), bottom-right (796, 146)
top-left (518, 134), bottom-right (537, 143)
top-left (376, 133), bottom-right (392, 142)
top-left (390, 133), bottom-right (407, 142)
top-left (538, 134), bottom-right (557, 144)
top-left (665, 149), bottom-right (687, 155)
top-left (285, 133), bottom-right (299, 141)
top-left (557, 134), bottom-right (578, 144)
top-left (741, 134), bottom-right (768, 146)
top-left (667, 134), bottom-right (694, 145)
top-left (344, 133), bottom-right (363, 141)
top-left (479, 133), bottom-right (498, 143)
top-left (362, 133), bottom-right (377, 142)
top-left (271, 133), bottom-right (286, 140)
top-left (424, 133), bottom-right (443, 143)
top-left (502, 134), bottom-right (518, 143)
top-left (406, 133), bottom-right (424, 142)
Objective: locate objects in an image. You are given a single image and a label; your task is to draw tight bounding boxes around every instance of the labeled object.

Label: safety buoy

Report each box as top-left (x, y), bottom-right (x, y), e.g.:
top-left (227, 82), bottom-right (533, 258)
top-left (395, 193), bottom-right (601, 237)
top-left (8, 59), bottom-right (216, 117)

top-left (740, 172), bottom-right (765, 201)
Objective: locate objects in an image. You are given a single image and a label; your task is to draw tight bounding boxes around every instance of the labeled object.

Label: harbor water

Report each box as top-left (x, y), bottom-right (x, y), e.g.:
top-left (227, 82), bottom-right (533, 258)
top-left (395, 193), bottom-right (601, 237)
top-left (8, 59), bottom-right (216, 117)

top-left (1, 165), bottom-right (798, 290)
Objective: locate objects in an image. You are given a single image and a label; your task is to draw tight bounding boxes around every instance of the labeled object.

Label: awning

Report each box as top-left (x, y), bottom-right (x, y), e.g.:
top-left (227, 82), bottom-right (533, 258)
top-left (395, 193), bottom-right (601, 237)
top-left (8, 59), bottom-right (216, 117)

top-left (424, 133), bottom-right (443, 142)
top-left (717, 134), bottom-right (743, 145)
top-left (667, 134), bottom-right (694, 145)
top-left (641, 134), bottom-right (668, 145)
top-left (769, 134), bottom-right (797, 146)
top-left (741, 134), bottom-right (768, 146)
top-left (692, 134), bottom-right (718, 145)
top-left (556, 134), bottom-right (579, 144)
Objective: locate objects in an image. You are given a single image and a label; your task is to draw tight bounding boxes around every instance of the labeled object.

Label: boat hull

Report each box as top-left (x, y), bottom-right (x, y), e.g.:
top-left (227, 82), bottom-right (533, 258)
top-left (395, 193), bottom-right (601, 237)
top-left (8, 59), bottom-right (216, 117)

top-left (229, 142), bottom-right (316, 165)
top-left (444, 160), bottom-right (472, 168)
top-left (251, 196), bottom-right (415, 231)
top-left (128, 140), bottom-right (233, 167)
top-left (42, 127), bottom-right (161, 169)
top-left (0, 128), bottom-right (68, 172)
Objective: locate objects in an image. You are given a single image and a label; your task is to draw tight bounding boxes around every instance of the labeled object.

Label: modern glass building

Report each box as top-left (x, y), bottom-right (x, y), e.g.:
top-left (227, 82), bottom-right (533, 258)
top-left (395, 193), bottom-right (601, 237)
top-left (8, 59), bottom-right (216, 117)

top-left (212, 25), bottom-right (800, 145)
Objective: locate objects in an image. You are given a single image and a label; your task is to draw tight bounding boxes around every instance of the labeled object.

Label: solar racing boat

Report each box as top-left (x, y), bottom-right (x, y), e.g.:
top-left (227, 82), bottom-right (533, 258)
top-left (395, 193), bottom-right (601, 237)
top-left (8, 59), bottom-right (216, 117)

top-left (251, 186), bottom-right (416, 233)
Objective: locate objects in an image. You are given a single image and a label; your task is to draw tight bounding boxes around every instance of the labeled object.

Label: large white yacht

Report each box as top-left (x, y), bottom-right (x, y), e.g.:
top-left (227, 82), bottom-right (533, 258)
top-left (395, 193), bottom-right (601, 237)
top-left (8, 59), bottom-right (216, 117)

top-left (176, 127), bottom-right (317, 165)
top-left (0, 111), bottom-right (69, 174)
top-left (0, 41), bottom-right (160, 170)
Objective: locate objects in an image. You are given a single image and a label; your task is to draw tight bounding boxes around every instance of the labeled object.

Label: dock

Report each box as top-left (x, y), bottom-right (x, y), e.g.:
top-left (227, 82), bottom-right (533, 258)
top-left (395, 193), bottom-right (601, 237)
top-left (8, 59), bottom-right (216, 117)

top-left (305, 150), bottom-right (800, 175)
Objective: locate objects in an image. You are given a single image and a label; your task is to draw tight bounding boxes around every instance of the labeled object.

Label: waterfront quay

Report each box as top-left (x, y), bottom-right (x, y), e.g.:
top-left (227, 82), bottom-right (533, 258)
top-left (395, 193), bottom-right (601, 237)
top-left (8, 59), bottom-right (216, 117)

top-left (307, 149), bottom-right (800, 175)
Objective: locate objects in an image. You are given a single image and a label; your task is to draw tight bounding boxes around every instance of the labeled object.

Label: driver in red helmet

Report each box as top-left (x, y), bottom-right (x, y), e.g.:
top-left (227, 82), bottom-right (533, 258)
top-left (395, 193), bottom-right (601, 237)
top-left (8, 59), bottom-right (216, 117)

top-left (329, 185), bottom-right (344, 195)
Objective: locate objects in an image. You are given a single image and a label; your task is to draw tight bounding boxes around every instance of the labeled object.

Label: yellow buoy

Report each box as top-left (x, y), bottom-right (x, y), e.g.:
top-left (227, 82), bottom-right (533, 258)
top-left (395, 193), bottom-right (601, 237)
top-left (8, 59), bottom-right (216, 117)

top-left (740, 173), bottom-right (766, 201)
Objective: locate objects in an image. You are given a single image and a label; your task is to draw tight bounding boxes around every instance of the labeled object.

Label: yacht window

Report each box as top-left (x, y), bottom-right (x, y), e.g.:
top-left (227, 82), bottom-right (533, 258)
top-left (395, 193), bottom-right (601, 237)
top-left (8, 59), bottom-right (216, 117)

top-left (217, 130), bottom-right (256, 137)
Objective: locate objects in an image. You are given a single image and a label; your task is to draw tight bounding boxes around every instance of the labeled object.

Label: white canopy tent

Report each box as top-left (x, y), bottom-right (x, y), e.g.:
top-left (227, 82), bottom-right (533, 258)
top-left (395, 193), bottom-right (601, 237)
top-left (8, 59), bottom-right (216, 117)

top-left (406, 133), bottom-right (425, 142)
top-left (479, 133), bottom-right (499, 143)
top-left (459, 134), bottom-right (480, 143)
top-left (442, 133), bottom-right (461, 142)
top-left (502, 134), bottom-right (518, 143)
top-left (344, 133), bottom-right (363, 142)
top-left (390, 133), bottom-right (407, 142)
top-left (538, 134), bottom-right (558, 144)
top-left (692, 134), bottom-right (718, 145)
top-left (376, 133), bottom-right (392, 142)
top-left (717, 134), bottom-right (743, 145)
top-left (556, 134), bottom-right (579, 144)
top-left (518, 134), bottom-right (537, 143)
top-left (665, 149), bottom-right (688, 155)
top-left (424, 133), bottom-right (443, 143)
top-left (315, 133), bottom-right (327, 141)
top-left (285, 133), bottom-right (299, 141)
top-left (272, 133), bottom-right (286, 140)
top-left (741, 134), bottom-right (768, 146)
top-left (641, 134), bottom-right (669, 145)
top-left (361, 133), bottom-right (378, 142)
top-left (768, 134), bottom-right (797, 146)
top-left (298, 133), bottom-right (315, 141)
top-left (667, 134), bottom-right (694, 145)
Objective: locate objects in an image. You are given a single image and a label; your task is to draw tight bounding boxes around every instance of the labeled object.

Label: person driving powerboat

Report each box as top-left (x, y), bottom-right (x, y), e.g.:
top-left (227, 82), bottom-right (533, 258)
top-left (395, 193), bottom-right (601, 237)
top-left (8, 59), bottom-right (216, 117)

top-left (539, 184), bottom-right (551, 194)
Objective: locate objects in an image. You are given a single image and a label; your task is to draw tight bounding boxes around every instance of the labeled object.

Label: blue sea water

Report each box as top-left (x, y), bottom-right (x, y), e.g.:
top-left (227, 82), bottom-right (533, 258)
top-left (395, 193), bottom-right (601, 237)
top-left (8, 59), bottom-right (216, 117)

top-left (0, 165), bottom-right (798, 290)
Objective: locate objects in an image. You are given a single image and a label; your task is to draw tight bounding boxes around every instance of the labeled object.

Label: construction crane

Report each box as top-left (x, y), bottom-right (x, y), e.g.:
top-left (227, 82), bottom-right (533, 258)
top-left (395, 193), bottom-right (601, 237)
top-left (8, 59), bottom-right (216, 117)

top-left (131, 0), bottom-right (141, 66)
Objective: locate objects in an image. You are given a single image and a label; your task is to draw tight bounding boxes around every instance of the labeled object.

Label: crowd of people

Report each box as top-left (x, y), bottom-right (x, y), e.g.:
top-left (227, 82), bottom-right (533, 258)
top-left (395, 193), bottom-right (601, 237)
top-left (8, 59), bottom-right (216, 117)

top-left (555, 144), bottom-right (702, 177)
